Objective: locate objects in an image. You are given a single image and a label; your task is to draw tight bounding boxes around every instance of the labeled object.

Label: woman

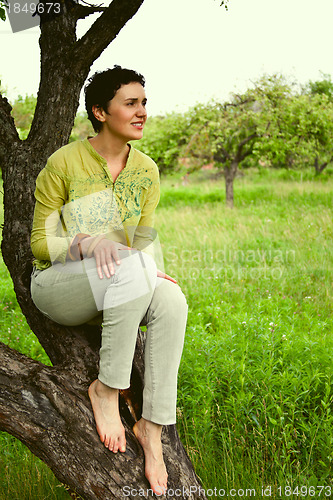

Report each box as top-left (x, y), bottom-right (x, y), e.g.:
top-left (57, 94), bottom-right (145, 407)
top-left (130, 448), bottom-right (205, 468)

top-left (30, 66), bottom-right (188, 495)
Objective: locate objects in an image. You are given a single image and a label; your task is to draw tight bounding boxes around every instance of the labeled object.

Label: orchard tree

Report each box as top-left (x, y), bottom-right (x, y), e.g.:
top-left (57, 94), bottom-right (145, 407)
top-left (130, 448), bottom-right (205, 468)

top-left (303, 74), bottom-right (333, 173)
top-left (185, 92), bottom-right (262, 207)
top-left (255, 75), bottom-right (333, 175)
top-left (0, 1), bottom-right (205, 498)
top-left (138, 112), bottom-right (192, 175)
top-left (305, 72), bottom-right (333, 100)
top-left (294, 93), bottom-right (333, 174)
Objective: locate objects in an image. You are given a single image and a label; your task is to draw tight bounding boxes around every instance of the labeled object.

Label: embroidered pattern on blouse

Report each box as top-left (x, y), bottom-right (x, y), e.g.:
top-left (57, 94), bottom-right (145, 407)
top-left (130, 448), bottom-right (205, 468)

top-left (60, 164), bottom-right (153, 237)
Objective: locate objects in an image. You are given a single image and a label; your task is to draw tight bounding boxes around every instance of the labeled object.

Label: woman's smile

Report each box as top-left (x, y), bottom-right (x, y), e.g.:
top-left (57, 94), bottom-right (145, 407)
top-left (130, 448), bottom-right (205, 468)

top-left (99, 82), bottom-right (147, 142)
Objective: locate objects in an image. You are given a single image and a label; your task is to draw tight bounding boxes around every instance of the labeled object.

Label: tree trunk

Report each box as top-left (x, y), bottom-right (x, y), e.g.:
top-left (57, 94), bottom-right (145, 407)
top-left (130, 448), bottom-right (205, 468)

top-left (0, 2), bottom-right (205, 497)
top-left (224, 162), bottom-right (238, 208)
top-left (314, 156), bottom-right (329, 175)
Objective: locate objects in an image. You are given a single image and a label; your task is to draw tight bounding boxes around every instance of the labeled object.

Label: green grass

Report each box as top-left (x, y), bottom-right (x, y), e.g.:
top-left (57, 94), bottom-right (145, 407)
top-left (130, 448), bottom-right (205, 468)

top-left (1, 168), bottom-right (333, 498)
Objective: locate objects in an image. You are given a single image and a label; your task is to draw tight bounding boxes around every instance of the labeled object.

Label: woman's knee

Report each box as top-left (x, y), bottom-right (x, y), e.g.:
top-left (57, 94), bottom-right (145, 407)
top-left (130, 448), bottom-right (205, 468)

top-left (155, 278), bottom-right (188, 318)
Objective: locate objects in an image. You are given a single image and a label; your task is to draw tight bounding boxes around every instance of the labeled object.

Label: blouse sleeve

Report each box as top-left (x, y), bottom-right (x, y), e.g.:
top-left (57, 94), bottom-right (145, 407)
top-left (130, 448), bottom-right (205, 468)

top-left (31, 163), bottom-right (72, 264)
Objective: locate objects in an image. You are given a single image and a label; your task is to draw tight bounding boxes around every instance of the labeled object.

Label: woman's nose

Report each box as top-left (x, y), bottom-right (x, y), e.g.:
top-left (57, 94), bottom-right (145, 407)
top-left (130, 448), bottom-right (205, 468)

top-left (137, 105), bottom-right (147, 117)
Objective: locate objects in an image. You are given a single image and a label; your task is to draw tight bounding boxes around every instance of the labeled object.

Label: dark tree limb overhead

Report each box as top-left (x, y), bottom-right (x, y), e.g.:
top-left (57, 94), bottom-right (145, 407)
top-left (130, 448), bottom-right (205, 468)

top-left (73, 0), bottom-right (145, 70)
top-left (72, 2), bottom-right (107, 21)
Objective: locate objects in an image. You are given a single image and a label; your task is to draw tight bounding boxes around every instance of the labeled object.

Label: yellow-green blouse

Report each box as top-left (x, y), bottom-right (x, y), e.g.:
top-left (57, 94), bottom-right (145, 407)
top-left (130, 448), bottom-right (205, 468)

top-left (31, 139), bottom-right (160, 270)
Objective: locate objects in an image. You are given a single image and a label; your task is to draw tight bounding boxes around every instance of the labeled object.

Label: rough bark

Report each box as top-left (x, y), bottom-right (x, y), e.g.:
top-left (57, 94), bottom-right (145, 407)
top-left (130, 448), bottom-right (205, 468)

top-left (0, 334), bottom-right (201, 499)
top-left (0, 1), bottom-right (205, 497)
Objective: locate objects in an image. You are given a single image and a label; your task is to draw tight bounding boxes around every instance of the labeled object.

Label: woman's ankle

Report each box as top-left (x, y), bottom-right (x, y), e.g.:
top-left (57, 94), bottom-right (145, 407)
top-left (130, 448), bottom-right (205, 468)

top-left (93, 379), bottom-right (119, 399)
top-left (135, 418), bottom-right (162, 440)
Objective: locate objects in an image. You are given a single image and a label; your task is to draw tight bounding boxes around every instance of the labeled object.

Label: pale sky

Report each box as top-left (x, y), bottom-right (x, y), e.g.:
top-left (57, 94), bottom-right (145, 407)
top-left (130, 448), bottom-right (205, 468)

top-left (1, 0), bottom-right (333, 116)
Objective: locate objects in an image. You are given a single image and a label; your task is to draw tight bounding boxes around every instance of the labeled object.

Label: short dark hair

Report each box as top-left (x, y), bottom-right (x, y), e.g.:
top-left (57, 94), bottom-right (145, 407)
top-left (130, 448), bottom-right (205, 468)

top-left (84, 65), bottom-right (145, 132)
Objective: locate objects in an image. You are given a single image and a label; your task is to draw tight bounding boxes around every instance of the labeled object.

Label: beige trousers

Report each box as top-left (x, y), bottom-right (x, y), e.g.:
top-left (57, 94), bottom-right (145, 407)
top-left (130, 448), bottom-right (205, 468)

top-left (31, 251), bottom-right (187, 425)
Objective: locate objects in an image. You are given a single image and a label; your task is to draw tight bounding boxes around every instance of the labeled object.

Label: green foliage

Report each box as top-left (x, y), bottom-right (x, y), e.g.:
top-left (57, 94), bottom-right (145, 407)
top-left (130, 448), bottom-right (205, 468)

top-left (69, 111), bottom-right (94, 142)
top-left (305, 72), bottom-right (333, 99)
top-left (0, 432), bottom-right (69, 499)
top-left (6, 73), bottom-right (333, 179)
top-left (185, 90), bottom-right (262, 172)
top-left (0, 0), bottom-right (8, 21)
top-left (11, 94), bottom-right (37, 140)
top-left (9, 92), bottom-right (94, 141)
top-left (138, 73), bottom-right (333, 179)
top-left (138, 112), bottom-right (192, 175)
top-left (254, 75), bottom-right (333, 173)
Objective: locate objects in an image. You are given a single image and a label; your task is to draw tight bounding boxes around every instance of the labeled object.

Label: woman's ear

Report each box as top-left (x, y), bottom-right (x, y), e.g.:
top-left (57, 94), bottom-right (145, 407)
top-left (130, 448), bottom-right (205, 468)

top-left (91, 105), bottom-right (106, 124)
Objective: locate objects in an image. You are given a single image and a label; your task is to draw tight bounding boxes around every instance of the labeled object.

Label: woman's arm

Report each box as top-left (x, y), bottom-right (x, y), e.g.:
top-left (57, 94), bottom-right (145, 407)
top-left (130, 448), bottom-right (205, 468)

top-left (31, 166), bottom-right (73, 264)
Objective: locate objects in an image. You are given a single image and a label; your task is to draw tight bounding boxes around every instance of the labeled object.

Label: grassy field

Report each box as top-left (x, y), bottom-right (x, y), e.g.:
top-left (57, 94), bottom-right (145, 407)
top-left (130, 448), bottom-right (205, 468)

top-left (0, 167), bottom-right (332, 499)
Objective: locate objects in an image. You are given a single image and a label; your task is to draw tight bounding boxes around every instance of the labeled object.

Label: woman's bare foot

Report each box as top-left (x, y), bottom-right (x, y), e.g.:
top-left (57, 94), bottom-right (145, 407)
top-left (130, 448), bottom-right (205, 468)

top-left (88, 379), bottom-right (126, 453)
top-left (133, 418), bottom-right (168, 495)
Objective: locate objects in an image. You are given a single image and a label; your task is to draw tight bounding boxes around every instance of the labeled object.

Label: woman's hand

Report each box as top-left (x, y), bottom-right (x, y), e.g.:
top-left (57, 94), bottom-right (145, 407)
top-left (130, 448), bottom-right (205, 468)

top-left (81, 236), bottom-right (132, 279)
top-left (157, 269), bottom-right (177, 284)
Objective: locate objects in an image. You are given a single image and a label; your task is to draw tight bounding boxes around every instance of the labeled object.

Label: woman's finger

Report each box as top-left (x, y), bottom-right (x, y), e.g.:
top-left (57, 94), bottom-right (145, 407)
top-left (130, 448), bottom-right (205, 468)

top-left (156, 269), bottom-right (178, 284)
top-left (164, 273), bottom-right (177, 284)
top-left (94, 240), bottom-right (134, 277)
top-left (94, 252), bottom-right (104, 280)
top-left (100, 250), bottom-right (111, 279)
top-left (96, 248), bottom-right (111, 279)
top-left (105, 251), bottom-right (115, 276)
top-left (111, 246), bottom-right (121, 266)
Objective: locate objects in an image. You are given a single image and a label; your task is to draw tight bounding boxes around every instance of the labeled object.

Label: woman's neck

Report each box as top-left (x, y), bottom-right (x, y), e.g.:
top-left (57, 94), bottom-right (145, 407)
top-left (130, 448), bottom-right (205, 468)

top-left (88, 132), bottom-right (130, 182)
top-left (88, 131), bottom-right (129, 163)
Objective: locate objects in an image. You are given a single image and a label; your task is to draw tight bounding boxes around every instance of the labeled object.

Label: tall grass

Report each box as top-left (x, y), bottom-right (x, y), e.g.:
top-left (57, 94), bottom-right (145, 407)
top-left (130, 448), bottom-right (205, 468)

top-left (158, 169), bottom-right (333, 497)
top-left (0, 168), bottom-right (332, 498)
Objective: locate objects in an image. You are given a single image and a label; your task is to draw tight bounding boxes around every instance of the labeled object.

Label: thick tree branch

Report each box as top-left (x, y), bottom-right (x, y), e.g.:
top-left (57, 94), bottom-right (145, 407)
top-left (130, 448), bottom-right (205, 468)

top-left (73, 0), bottom-right (145, 71)
top-left (213, 145), bottom-right (231, 163)
top-left (72, 1), bottom-right (107, 20)
top-left (0, 337), bottom-right (205, 499)
top-left (314, 154), bottom-right (333, 174)
top-left (235, 132), bottom-right (257, 162)
top-left (238, 132), bottom-right (258, 151)
top-left (0, 341), bottom-right (139, 499)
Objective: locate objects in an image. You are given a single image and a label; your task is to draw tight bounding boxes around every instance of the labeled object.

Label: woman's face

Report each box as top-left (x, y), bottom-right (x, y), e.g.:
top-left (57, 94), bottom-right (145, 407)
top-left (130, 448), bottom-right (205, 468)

top-left (94, 82), bottom-right (147, 141)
